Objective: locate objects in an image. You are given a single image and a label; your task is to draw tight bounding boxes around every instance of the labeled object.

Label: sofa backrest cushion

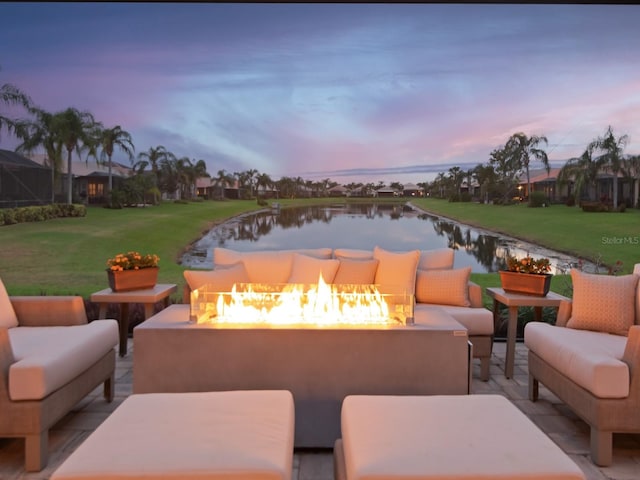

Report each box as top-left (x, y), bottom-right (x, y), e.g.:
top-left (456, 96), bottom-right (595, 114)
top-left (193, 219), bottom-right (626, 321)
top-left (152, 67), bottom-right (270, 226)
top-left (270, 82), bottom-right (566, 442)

top-left (415, 267), bottom-right (472, 307)
top-left (288, 254), bottom-right (340, 284)
top-left (333, 248), bottom-right (373, 260)
top-left (333, 259), bottom-right (379, 285)
top-left (213, 248), bottom-right (332, 284)
top-left (567, 269), bottom-right (639, 336)
top-left (635, 264), bottom-right (640, 324)
top-left (184, 263), bottom-right (250, 292)
top-left (0, 278), bottom-right (18, 328)
top-left (418, 248), bottom-right (455, 270)
top-left (373, 246), bottom-right (420, 296)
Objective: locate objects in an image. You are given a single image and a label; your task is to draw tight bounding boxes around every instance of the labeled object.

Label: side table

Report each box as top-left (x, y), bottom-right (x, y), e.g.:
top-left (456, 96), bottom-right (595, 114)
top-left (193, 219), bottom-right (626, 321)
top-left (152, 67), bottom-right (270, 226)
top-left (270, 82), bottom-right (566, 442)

top-left (486, 287), bottom-right (569, 379)
top-left (90, 283), bottom-right (177, 356)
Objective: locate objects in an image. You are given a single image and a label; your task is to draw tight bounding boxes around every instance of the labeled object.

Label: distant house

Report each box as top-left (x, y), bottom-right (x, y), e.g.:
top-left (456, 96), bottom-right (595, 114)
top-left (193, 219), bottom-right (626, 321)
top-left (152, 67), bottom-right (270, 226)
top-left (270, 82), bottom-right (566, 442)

top-left (0, 149), bottom-right (52, 207)
top-left (328, 184), bottom-right (348, 196)
top-left (376, 187), bottom-right (397, 198)
top-left (402, 183), bottom-right (424, 197)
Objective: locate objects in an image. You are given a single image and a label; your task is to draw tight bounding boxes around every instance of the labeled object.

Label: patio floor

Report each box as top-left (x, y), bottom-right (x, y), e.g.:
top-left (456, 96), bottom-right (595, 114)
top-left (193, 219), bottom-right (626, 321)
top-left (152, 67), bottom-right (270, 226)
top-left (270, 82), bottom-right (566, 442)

top-left (1, 341), bottom-right (639, 480)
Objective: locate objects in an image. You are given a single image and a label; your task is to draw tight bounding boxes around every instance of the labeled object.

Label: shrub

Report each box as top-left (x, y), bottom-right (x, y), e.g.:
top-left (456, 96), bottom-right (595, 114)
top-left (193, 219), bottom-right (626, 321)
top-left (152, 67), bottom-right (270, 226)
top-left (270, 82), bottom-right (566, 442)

top-left (528, 191), bottom-right (548, 208)
top-left (460, 192), bottom-right (472, 202)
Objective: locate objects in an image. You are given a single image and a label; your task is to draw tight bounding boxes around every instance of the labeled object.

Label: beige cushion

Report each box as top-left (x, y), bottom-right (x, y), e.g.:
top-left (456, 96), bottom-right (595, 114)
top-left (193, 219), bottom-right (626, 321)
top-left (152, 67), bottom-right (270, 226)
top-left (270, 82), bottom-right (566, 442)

top-left (0, 278), bottom-right (18, 328)
top-left (415, 267), bottom-right (471, 307)
top-left (566, 269), bottom-right (638, 336)
top-left (525, 321), bottom-right (629, 398)
top-left (373, 247), bottom-right (420, 296)
top-left (184, 263), bottom-right (250, 292)
top-left (333, 248), bottom-right (373, 260)
top-left (415, 304), bottom-right (494, 336)
top-left (418, 248), bottom-right (455, 270)
top-left (288, 254), bottom-right (340, 284)
top-left (214, 248), bottom-right (332, 284)
top-left (51, 390), bottom-right (295, 480)
top-left (341, 394), bottom-right (585, 480)
top-left (8, 320), bottom-right (118, 400)
top-left (333, 259), bottom-right (379, 285)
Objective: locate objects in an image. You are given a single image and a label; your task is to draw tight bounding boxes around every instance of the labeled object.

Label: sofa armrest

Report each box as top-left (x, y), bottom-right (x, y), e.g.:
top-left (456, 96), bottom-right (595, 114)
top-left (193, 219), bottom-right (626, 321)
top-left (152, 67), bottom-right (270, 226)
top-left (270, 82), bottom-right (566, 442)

top-left (468, 282), bottom-right (483, 308)
top-left (10, 296), bottom-right (88, 326)
top-left (554, 299), bottom-right (572, 327)
top-left (0, 327), bottom-right (15, 399)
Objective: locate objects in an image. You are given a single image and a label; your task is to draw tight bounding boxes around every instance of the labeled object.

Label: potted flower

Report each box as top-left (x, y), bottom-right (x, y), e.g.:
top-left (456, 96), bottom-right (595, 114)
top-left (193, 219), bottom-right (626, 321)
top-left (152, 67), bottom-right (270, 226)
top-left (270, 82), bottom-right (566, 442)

top-left (499, 254), bottom-right (552, 296)
top-left (106, 251), bottom-right (160, 292)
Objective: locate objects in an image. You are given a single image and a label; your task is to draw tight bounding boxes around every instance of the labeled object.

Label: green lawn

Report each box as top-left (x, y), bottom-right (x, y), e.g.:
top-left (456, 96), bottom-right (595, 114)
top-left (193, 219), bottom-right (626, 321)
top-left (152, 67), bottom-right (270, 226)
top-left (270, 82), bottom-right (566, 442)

top-left (412, 198), bottom-right (640, 274)
top-left (1, 198), bottom-right (637, 300)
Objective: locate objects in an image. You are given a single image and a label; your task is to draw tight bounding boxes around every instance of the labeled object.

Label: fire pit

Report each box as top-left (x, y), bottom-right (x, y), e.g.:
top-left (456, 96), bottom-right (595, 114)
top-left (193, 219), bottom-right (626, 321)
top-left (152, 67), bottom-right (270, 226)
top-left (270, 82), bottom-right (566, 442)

top-left (134, 280), bottom-right (471, 447)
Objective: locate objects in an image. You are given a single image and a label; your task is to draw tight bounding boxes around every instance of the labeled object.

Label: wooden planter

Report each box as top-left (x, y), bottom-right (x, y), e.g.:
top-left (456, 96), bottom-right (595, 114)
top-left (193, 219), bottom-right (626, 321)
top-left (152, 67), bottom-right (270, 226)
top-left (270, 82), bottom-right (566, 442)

top-left (499, 271), bottom-right (552, 297)
top-left (107, 267), bottom-right (158, 292)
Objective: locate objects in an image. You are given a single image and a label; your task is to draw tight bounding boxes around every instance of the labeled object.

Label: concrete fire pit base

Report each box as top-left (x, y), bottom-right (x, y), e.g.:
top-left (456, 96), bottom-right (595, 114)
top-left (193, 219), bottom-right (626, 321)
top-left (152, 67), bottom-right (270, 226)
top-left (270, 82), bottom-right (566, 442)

top-left (133, 305), bottom-right (471, 448)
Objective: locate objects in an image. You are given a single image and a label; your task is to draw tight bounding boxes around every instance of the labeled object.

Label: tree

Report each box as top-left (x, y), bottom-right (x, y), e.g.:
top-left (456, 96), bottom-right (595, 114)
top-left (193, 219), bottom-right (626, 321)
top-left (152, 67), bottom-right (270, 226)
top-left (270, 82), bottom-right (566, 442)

top-left (593, 126), bottom-right (628, 209)
top-left (506, 132), bottom-right (549, 205)
top-left (98, 125), bottom-right (135, 194)
top-left (489, 144), bottom-right (521, 203)
top-left (557, 144), bottom-right (604, 204)
top-left (14, 107), bottom-right (63, 203)
top-left (213, 169), bottom-right (234, 200)
top-left (0, 74), bottom-right (31, 140)
top-left (622, 154), bottom-right (640, 208)
top-left (137, 145), bottom-right (173, 187)
top-left (55, 108), bottom-right (98, 204)
top-left (447, 166), bottom-right (464, 197)
top-left (256, 172), bottom-right (274, 198)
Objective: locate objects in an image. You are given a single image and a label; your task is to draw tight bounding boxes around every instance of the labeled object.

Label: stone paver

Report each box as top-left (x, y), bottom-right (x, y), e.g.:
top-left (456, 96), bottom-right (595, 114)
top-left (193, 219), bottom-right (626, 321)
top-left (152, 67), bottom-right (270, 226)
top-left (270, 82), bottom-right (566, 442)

top-left (1, 341), bottom-right (638, 480)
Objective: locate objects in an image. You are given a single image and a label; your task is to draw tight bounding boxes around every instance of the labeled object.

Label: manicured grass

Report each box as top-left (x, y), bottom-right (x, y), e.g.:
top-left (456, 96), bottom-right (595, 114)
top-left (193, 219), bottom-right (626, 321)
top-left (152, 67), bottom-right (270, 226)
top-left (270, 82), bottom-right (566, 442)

top-left (1, 200), bottom-right (264, 296)
top-left (412, 198), bottom-right (640, 274)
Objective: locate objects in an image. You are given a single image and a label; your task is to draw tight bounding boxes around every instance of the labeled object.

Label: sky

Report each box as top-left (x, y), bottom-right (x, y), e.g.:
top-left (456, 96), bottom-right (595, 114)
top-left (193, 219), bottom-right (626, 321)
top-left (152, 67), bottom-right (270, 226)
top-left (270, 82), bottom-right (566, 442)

top-left (1, 2), bottom-right (639, 185)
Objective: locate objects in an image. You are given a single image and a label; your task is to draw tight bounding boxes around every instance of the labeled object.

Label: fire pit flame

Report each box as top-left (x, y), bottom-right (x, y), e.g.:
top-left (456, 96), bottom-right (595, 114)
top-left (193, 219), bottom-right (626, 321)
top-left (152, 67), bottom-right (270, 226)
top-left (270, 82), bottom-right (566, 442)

top-left (191, 274), bottom-right (412, 327)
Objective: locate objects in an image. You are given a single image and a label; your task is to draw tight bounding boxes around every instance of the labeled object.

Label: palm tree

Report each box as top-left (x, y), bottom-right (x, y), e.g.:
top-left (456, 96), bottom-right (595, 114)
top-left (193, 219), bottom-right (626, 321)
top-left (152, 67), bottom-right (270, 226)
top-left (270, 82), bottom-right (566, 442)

top-left (557, 144), bottom-right (604, 204)
top-left (593, 126), bottom-right (628, 209)
top-left (55, 108), bottom-right (98, 204)
top-left (137, 145), bottom-right (173, 187)
top-left (0, 75), bottom-right (31, 140)
top-left (14, 107), bottom-right (63, 203)
top-left (622, 154), bottom-right (640, 208)
top-left (255, 172), bottom-right (273, 198)
top-left (98, 125), bottom-right (135, 194)
top-left (507, 132), bottom-right (549, 204)
top-left (213, 169), bottom-right (234, 200)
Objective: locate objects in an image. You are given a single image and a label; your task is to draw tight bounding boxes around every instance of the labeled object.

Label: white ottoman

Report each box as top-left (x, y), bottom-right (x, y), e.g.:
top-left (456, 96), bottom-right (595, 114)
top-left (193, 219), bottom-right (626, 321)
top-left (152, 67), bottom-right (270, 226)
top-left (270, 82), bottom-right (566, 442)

top-left (335, 395), bottom-right (585, 480)
top-left (52, 390), bottom-right (295, 480)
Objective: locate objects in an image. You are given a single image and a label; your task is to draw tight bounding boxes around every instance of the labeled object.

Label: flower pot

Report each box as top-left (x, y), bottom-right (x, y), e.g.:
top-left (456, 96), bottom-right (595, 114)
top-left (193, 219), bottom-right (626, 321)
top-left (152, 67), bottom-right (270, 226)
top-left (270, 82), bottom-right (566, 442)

top-left (499, 271), bottom-right (552, 297)
top-left (107, 267), bottom-right (159, 292)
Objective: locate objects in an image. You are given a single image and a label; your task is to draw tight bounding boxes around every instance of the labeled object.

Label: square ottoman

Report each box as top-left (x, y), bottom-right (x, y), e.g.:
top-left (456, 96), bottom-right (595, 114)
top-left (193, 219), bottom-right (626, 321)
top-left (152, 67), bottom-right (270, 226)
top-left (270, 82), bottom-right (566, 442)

top-left (334, 394), bottom-right (584, 480)
top-left (52, 390), bottom-right (295, 480)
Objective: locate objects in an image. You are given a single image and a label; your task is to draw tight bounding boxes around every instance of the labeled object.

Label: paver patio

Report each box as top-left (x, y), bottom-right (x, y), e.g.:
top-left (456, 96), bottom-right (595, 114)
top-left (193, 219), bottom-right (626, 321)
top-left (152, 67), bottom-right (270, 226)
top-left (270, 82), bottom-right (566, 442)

top-left (1, 341), bottom-right (639, 480)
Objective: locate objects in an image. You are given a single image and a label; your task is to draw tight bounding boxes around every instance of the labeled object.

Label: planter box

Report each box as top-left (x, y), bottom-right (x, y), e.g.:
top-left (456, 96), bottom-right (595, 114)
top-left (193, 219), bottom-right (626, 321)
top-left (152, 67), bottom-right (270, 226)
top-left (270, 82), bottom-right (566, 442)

top-left (107, 267), bottom-right (158, 292)
top-left (499, 271), bottom-right (552, 297)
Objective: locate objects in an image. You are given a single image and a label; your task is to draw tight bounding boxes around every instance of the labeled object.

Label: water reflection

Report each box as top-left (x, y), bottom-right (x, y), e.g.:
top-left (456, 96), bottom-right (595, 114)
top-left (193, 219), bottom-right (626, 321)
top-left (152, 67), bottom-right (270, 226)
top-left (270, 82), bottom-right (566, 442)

top-left (182, 203), bottom-right (592, 273)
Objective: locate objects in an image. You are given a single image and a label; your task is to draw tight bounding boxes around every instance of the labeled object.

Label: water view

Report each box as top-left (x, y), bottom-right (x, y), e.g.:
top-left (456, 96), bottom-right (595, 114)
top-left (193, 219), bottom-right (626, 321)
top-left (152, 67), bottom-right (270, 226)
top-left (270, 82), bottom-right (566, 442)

top-left (182, 203), bottom-right (591, 274)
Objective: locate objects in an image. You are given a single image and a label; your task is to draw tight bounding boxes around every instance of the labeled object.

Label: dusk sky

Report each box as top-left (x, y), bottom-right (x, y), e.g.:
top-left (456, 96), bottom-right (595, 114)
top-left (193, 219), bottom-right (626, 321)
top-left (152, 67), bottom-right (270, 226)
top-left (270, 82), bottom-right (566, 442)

top-left (1, 2), bottom-right (639, 184)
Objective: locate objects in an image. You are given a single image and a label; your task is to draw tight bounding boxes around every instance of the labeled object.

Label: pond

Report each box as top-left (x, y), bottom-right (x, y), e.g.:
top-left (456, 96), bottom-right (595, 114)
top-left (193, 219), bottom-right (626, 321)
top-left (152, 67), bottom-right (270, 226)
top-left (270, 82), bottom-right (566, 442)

top-left (181, 202), bottom-right (593, 274)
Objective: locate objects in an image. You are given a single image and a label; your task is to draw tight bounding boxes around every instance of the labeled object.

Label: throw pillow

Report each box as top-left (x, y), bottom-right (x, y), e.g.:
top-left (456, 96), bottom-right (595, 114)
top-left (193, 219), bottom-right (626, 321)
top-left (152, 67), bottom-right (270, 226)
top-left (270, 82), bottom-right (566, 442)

top-left (288, 254), bottom-right (340, 284)
top-left (415, 267), bottom-right (472, 307)
top-left (373, 246), bottom-right (421, 296)
top-left (183, 263), bottom-right (250, 292)
top-left (0, 278), bottom-right (18, 328)
top-left (418, 248), bottom-right (455, 270)
top-left (566, 269), bottom-right (638, 336)
top-left (333, 258), bottom-right (379, 285)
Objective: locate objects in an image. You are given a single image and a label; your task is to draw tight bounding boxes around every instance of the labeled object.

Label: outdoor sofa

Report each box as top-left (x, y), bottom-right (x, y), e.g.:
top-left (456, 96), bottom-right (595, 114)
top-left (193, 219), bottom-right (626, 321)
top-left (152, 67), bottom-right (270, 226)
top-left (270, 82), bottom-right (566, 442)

top-left (525, 264), bottom-right (640, 466)
top-left (0, 278), bottom-right (118, 471)
top-left (182, 246), bottom-right (494, 380)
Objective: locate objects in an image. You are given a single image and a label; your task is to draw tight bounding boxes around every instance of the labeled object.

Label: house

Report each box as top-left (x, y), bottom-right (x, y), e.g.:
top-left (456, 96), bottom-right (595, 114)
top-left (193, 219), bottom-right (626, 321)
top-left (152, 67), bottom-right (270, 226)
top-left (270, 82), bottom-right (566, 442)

top-left (0, 149), bottom-right (52, 207)
top-left (402, 183), bottom-right (424, 197)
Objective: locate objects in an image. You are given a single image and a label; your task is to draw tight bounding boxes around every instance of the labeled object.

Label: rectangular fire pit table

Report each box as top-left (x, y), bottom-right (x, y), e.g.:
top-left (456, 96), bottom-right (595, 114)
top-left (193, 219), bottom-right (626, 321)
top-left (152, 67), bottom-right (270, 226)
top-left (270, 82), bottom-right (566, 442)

top-left (133, 304), bottom-right (472, 448)
top-left (334, 394), bottom-right (585, 480)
